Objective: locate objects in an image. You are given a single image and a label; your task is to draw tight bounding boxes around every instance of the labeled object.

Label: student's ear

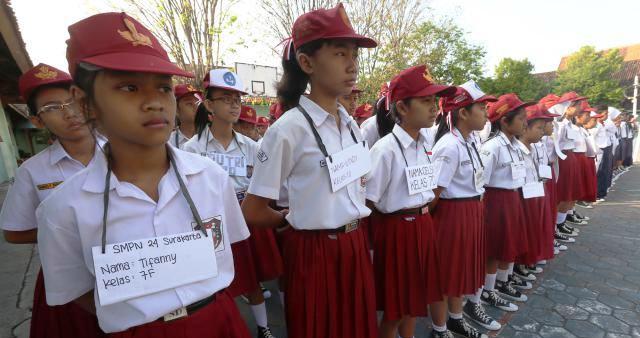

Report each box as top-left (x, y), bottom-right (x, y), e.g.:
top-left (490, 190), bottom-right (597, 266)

top-left (297, 52), bottom-right (314, 76)
top-left (458, 107), bottom-right (470, 122)
top-left (396, 100), bottom-right (410, 121)
top-left (29, 116), bottom-right (45, 129)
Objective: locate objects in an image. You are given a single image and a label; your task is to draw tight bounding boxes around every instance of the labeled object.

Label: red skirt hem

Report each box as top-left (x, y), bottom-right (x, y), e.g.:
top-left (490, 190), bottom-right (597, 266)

top-left (484, 188), bottom-right (528, 262)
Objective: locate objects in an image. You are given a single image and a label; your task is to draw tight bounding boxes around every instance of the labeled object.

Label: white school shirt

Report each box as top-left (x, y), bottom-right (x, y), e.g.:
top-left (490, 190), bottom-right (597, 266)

top-left (480, 132), bottom-right (526, 190)
top-left (556, 119), bottom-right (577, 151)
top-left (592, 123), bottom-right (611, 148)
top-left (583, 128), bottom-right (597, 157)
top-left (518, 141), bottom-right (545, 187)
top-left (432, 129), bottom-right (485, 199)
top-left (36, 149), bottom-right (249, 333)
top-left (168, 129), bottom-right (190, 149)
top-left (0, 140), bottom-right (100, 231)
top-left (183, 129), bottom-right (258, 194)
top-left (366, 125), bottom-right (435, 213)
top-left (247, 95), bottom-right (370, 230)
top-left (360, 115), bottom-right (381, 147)
top-left (573, 126), bottom-right (588, 153)
top-left (620, 122), bottom-right (629, 138)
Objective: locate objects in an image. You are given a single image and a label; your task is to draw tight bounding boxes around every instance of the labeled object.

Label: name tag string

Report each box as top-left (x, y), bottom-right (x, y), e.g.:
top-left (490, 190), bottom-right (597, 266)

top-left (298, 105), bottom-right (361, 163)
top-left (101, 144), bottom-right (208, 254)
top-left (203, 129), bottom-right (247, 157)
top-left (463, 141), bottom-right (484, 173)
top-left (392, 132), bottom-right (431, 166)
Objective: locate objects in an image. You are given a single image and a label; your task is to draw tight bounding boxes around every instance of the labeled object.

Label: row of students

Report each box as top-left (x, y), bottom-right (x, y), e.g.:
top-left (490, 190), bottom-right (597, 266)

top-left (2, 4), bottom-right (625, 338)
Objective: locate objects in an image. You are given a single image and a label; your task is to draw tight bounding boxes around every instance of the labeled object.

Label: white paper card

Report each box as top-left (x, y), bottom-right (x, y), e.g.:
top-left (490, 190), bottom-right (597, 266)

top-left (327, 142), bottom-right (371, 192)
top-left (204, 152), bottom-right (246, 177)
top-left (405, 161), bottom-right (441, 195)
top-left (522, 182), bottom-right (545, 199)
top-left (92, 229), bottom-right (218, 306)
top-left (511, 161), bottom-right (526, 180)
top-left (553, 136), bottom-right (567, 160)
top-left (539, 165), bottom-right (552, 179)
top-left (474, 169), bottom-right (484, 193)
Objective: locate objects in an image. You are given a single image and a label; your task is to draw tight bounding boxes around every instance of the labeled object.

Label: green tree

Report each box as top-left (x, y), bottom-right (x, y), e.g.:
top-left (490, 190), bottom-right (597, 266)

top-left (554, 46), bottom-right (624, 105)
top-left (358, 18), bottom-right (486, 103)
top-left (479, 58), bottom-right (544, 101)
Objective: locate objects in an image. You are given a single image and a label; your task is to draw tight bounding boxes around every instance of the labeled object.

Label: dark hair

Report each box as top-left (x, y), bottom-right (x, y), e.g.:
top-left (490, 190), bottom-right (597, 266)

top-left (72, 62), bottom-right (101, 128)
top-left (596, 104), bottom-right (608, 113)
top-left (195, 87), bottom-right (214, 139)
top-left (488, 107), bottom-right (524, 139)
top-left (26, 83), bottom-right (72, 116)
top-left (434, 107), bottom-right (463, 144)
top-left (276, 40), bottom-right (328, 111)
top-left (389, 99), bottom-right (412, 124)
top-left (375, 96), bottom-right (394, 138)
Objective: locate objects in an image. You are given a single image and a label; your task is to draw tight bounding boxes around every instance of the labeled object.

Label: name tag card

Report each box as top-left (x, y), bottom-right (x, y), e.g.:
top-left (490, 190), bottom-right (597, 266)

top-left (92, 230), bottom-right (218, 306)
top-left (510, 161), bottom-right (526, 180)
top-left (327, 142), bottom-right (371, 192)
top-left (204, 152), bottom-right (247, 177)
top-left (522, 182), bottom-right (545, 199)
top-left (539, 165), bottom-right (552, 179)
top-left (474, 169), bottom-right (484, 193)
top-left (405, 161), bottom-right (441, 195)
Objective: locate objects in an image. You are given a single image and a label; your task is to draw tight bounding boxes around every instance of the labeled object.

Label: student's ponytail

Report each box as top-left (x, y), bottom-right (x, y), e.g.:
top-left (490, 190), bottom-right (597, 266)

top-left (375, 96), bottom-right (394, 138)
top-left (276, 40), bottom-right (326, 111)
top-left (434, 109), bottom-right (460, 144)
top-left (195, 88), bottom-right (213, 140)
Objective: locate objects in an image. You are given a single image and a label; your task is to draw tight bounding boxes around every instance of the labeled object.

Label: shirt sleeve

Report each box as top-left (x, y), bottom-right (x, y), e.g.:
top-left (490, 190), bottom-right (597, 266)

top-left (220, 175), bottom-right (250, 244)
top-left (434, 143), bottom-right (459, 189)
top-left (36, 201), bottom-right (94, 306)
top-left (247, 124), bottom-right (294, 200)
top-left (365, 143), bottom-right (393, 204)
top-left (0, 167), bottom-right (40, 231)
top-left (480, 143), bottom-right (497, 185)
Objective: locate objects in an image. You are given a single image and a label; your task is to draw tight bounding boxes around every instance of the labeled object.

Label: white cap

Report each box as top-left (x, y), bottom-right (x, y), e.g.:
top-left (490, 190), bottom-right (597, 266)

top-left (460, 80), bottom-right (487, 100)
top-left (608, 107), bottom-right (621, 121)
top-left (204, 69), bottom-right (247, 94)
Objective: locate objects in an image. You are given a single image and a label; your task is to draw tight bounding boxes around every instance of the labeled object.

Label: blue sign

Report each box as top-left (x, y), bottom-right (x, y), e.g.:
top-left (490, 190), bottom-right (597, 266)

top-left (223, 72), bottom-right (236, 86)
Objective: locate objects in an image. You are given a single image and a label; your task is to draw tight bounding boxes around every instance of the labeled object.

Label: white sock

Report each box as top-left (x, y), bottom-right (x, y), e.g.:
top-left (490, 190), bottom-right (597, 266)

top-left (508, 263), bottom-right (515, 275)
top-left (484, 273), bottom-right (497, 291)
top-left (250, 302), bottom-right (268, 328)
top-left (433, 323), bottom-right (447, 332)
top-left (470, 287), bottom-right (482, 303)
top-left (497, 269), bottom-right (509, 282)
top-left (556, 212), bottom-right (567, 224)
top-left (449, 311), bottom-right (463, 320)
top-left (279, 291), bottom-right (285, 307)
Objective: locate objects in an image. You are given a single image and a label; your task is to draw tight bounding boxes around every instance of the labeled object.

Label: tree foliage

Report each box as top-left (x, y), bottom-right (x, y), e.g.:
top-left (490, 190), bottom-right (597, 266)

top-left (479, 58), bottom-right (544, 101)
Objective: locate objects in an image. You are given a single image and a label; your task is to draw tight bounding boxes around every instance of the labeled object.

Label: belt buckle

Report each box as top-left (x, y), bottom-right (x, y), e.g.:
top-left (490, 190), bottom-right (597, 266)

top-left (163, 306), bottom-right (187, 322)
top-left (420, 206), bottom-right (429, 214)
top-left (344, 220), bottom-right (358, 233)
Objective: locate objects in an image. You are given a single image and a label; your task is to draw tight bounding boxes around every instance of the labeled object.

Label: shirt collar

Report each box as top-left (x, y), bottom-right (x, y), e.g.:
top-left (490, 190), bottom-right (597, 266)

top-left (49, 140), bottom-right (71, 165)
top-left (82, 145), bottom-right (208, 194)
top-left (299, 95), bottom-right (354, 129)
top-left (391, 124), bottom-right (416, 149)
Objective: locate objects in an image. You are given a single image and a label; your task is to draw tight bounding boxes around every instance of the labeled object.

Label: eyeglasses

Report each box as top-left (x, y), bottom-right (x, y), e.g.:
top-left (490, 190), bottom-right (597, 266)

top-left (37, 99), bottom-right (75, 115)
top-left (209, 96), bottom-right (241, 105)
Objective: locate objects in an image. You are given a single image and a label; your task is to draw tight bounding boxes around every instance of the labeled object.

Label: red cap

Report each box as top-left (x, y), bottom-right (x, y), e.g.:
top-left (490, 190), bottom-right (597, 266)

top-left (487, 93), bottom-right (535, 122)
top-left (353, 103), bottom-right (373, 118)
top-left (256, 116), bottom-right (270, 126)
top-left (239, 105), bottom-right (257, 124)
top-left (66, 12), bottom-right (193, 78)
top-left (580, 100), bottom-right (596, 112)
top-left (174, 84), bottom-right (202, 101)
top-left (269, 102), bottom-right (284, 120)
top-left (388, 65), bottom-right (456, 105)
top-left (538, 94), bottom-right (560, 109)
top-left (590, 111), bottom-right (605, 119)
top-left (440, 80), bottom-right (497, 113)
top-left (558, 91), bottom-right (587, 104)
top-left (525, 103), bottom-right (558, 121)
top-left (19, 63), bottom-right (73, 102)
top-left (292, 3), bottom-right (377, 49)
top-left (351, 85), bottom-right (362, 94)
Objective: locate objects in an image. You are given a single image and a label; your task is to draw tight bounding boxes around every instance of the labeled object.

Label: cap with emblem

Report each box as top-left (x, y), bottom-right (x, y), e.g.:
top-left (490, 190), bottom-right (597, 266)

top-left (525, 103), bottom-right (559, 121)
top-left (487, 93), bottom-right (535, 122)
top-left (19, 63), bottom-right (73, 102)
top-left (291, 3), bottom-right (377, 49)
top-left (388, 65), bottom-right (456, 106)
top-left (202, 69), bottom-right (247, 95)
top-left (256, 116), bottom-right (270, 126)
top-left (269, 102), bottom-right (284, 120)
top-left (174, 84), bottom-right (202, 101)
top-left (439, 80), bottom-right (497, 113)
top-left (239, 105), bottom-right (257, 124)
top-left (579, 100), bottom-right (595, 112)
top-left (353, 103), bottom-right (373, 119)
top-left (538, 94), bottom-right (560, 109)
top-left (66, 12), bottom-right (192, 78)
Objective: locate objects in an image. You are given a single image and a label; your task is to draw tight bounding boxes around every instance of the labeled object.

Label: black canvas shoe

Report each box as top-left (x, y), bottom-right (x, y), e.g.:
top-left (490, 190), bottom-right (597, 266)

top-left (566, 214), bottom-right (587, 225)
top-left (257, 326), bottom-right (275, 338)
top-left (447, 317), bottom-right (488, 338)
top-left (481, 289), bottom-right (518, 312)
top-left (509, 274), bottom-right (533, 290)
top-left (555, 230), bottom-right (576, 243)
top-left (558, 223), bottom-right (578, 237)
top-left (430, 330), bottom-right (454, 338)
top-left (463, 301), bottom-right (501, 330)
top-left (573, 211), bottom-right (590, 221)
top-left (496, 280), bottom-right (528, 302)
top-left (514, 265), bottom-right (536, 281)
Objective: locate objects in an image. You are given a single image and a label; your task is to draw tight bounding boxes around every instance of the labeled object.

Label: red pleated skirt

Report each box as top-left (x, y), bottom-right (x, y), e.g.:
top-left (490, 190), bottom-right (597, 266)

top-left (227, 240), bottom-right (259, 297)
top-left (248, 225), bottom-right (283, 282)
top-left (541, 174), bottom-right (557, 260)
top-left (484, 188), bottom-right (528, 262)
top-left (432, 199), bottom-right (485, 297)
top-left (573, 153), bottom-right (589, 202)
top-left (557, 151), bottom-right (578, 202)
top-left (517, 196), bottom-right (546, 265)
top-left (373, 213), bottom-right (442, 320)
top-left (579, 156), bottom-right (597, 202)
top-left (108, 291), bottom-right (251, 338)
top-left (30, 269), bottom-right (105, 338)
top-left (282, 225), bottom-right (377, 338)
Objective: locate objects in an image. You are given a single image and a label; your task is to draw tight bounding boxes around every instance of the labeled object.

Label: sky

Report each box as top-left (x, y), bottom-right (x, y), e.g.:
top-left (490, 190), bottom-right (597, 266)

top-left (11, 0), bottom-right (640, 78)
